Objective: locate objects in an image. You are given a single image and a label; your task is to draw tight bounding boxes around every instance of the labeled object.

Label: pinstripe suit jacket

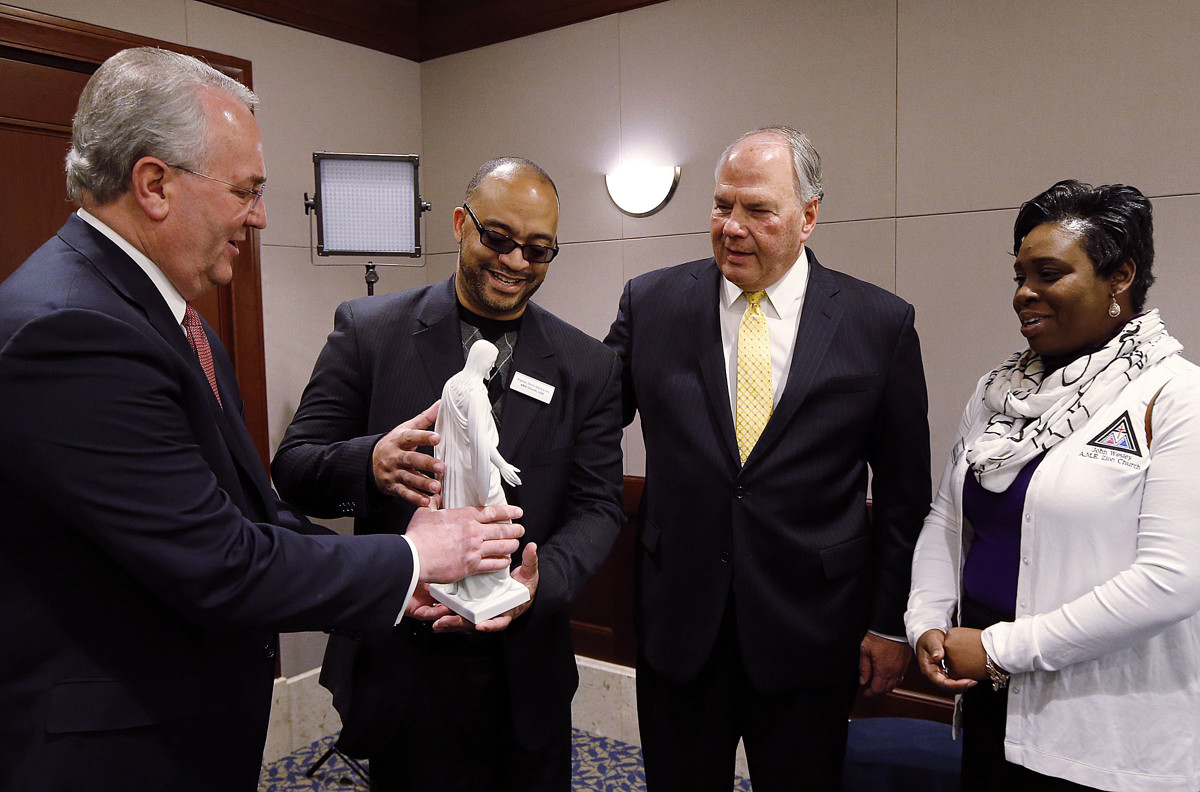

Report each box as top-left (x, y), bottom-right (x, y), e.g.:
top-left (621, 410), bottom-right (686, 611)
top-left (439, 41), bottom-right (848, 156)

top-left (272, 276), bottom-right (624, 751)
top-left (604, 252), bottom-right (931, 689)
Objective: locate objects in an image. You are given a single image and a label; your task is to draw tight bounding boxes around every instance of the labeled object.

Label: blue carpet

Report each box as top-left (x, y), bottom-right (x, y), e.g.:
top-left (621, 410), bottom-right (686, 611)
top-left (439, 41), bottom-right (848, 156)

top-left (259, 730), bottom-right (753, 791)
top-left (843, 717), bottom-right (960, 791)
top-left (260, 720), bottom-right (957, 791)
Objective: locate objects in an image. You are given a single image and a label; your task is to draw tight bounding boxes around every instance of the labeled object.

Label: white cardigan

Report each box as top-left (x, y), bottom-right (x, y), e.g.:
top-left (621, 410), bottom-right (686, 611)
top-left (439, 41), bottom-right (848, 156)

top-left (906, 352), bottom-right (1200, 792)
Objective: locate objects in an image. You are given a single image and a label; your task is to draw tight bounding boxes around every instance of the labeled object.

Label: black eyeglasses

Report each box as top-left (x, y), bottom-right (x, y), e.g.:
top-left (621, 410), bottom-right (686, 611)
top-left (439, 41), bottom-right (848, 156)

top-left (168, 164), bottom-right (266, 211)
top-left (462, 204), bottom-right (558, 264)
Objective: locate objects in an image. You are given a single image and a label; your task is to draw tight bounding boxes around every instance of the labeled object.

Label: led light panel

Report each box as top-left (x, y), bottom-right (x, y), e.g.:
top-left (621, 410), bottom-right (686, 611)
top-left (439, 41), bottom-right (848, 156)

top-left (313, 153), bottom-right (421, 257)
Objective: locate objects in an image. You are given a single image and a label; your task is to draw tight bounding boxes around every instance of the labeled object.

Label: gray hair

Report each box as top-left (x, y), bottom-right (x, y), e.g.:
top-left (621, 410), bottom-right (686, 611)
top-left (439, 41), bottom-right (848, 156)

top-left (66, 47), bottom-right (258, 205)
top-left (464, 156), bottom-right (558, 204)
top-left (715, 126), bottom-right (824, 205)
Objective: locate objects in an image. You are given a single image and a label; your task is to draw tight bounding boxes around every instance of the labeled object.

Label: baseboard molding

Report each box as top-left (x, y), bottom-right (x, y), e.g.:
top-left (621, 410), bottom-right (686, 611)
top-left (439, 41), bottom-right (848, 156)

top-left (263, 667), bottom-right (342, 764)
top-left (571, 656), bottom-right (750, 777)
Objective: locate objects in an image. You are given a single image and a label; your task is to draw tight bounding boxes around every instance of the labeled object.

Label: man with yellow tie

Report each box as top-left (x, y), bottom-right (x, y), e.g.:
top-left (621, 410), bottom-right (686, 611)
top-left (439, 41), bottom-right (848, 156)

top-left (604, 126), bottom-right (931, 792)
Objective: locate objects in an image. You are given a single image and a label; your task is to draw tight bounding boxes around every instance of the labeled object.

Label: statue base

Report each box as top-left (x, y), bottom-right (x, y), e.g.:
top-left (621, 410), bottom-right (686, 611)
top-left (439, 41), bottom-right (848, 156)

top-left (429, 573), bottom-right (530, 624)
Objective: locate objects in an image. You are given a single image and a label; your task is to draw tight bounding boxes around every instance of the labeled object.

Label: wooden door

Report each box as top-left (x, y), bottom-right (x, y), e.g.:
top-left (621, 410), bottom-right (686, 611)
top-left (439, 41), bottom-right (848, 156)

top-left (0, 4), bottom-right (270, 466)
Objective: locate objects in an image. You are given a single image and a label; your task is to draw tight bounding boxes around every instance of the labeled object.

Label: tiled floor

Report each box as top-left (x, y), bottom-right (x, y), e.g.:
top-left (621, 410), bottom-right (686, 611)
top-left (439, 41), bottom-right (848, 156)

top-left (258, 730), bottom-right (754, 792)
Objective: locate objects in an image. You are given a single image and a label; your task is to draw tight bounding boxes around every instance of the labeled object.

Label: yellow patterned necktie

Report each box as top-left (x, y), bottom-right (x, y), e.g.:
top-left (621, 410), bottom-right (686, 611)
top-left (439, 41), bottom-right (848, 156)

top-left (735, 290), bottom-right (772, 465)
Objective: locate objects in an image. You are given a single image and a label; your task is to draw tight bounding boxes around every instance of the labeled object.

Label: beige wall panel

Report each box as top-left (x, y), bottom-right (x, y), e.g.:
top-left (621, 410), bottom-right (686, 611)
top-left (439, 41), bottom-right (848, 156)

top-left (898, 0), bottom-right (1200, 216)
top-left (806, 218), bottom-right (897, 293)
top-left (616, 0), bottom-right (897, 231)
top-left (260, 246), bottom-right (428, 454)
top-left (1146, 194), bottom-right (1200, 355)
top-left (424, 250), bottom-right (457, 284)
top-left (902, 194), bottom-right (1200, 475)
top-left (619, 231), bottom-right (712, 283)
top-left (898, 210), bottom-right (1023, 475)
top-left (420, 16), bottom-right (623, 254)
top-left (12, 0), bottom-right (186, 45)
top-left (184, 2), bottom-right (423, 252)
top-left (623, 415), bottom-right (646, 477)
top-left (533, 240), bottom-right (626, 342)
top-left (609, 233), bottom-right (713, 478)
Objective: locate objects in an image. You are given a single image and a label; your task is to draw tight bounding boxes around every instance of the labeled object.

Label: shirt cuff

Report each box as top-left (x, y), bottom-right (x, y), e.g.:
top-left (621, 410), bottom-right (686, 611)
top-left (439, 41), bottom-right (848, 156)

top-left (868, 630), bottom-right (907, 643)
top-left (394, 534), bottom-right (421, 625)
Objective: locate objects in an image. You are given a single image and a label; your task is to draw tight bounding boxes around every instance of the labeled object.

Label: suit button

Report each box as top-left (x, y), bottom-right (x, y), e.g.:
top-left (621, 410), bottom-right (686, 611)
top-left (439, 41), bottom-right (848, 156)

top-left (265, 644), bottom-right (276, 659)
top-left (734, 487), bottom-right (746, 499)
top-left (720, 551), bottom-right (731, 564)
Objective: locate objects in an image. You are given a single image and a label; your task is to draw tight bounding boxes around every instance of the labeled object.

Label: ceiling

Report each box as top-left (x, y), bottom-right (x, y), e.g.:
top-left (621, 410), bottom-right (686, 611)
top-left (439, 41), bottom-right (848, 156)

top-left (197, 0), bottom-right (666, 62)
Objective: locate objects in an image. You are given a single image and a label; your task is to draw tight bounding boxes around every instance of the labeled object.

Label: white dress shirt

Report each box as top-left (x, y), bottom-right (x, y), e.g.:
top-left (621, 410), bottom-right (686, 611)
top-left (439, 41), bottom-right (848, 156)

top-left (718, 248), bottom-right (810, 414)
top-left (77, 208), bottom-right (187, 327)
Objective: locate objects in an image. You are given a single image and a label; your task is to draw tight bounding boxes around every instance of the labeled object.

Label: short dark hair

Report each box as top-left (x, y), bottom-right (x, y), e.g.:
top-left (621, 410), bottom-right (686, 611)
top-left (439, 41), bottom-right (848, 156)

top-left (464, 157), bottom-right (558, 204)
top-left (1013, 179), bottom-right (1155, 311)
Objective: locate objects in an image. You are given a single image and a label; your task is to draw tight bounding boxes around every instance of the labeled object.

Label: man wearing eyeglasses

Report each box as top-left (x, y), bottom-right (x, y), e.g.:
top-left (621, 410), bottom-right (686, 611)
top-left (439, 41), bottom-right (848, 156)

top-left (273, 157), bottom-right (624, 791)
top-left (0, 48), bottom-right (525, 792)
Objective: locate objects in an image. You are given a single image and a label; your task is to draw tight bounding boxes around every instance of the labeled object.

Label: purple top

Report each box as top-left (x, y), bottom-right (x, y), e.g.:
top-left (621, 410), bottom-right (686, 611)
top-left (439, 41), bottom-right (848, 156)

top-left (959, 326), bottom-right (1133, 621)
top-left (962, 452), bottom-right (1045, 619)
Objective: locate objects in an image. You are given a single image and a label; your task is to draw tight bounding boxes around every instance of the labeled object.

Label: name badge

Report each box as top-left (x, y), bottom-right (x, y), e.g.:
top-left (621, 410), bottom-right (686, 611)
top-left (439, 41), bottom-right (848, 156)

top-left (510, 371), bottom-right (554, 404)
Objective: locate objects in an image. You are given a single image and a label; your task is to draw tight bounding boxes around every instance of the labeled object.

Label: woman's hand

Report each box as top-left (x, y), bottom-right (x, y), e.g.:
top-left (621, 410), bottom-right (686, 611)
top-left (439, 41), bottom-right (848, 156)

top-left (916, 629), bottom-right (977, 691)
top-left (943, 627), bottom-right (990, 681)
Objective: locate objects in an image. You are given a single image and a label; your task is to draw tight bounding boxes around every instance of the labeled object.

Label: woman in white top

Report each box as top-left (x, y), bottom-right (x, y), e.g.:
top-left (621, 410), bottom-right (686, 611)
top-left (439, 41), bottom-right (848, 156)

top-left (906, 180), bottom-right (1200, 792)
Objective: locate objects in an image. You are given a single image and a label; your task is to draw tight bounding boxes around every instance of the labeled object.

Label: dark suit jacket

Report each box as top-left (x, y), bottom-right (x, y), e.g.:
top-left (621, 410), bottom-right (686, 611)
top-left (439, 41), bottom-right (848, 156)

top-left (0, 216), bottom-right (417, 792)
top-left (604, 252), bottom-right (930, 690)
top-left (272, 276), bottom-right (624, 753)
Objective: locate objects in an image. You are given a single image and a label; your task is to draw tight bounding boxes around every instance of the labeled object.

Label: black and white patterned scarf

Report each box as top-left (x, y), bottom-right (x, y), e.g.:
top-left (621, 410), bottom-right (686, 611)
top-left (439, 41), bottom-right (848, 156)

top-left (965, 309), bottom-right (1181, 492)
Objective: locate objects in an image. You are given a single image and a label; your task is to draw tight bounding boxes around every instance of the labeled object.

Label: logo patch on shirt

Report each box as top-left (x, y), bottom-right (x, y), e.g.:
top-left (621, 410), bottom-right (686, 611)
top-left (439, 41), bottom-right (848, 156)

top-left (1086, 411), bottom-right (1142, 457)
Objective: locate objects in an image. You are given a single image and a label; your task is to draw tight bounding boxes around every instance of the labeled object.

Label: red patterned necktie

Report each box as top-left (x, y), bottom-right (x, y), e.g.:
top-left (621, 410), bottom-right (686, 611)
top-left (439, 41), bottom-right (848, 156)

top-left (183, 304), bottom-right (222, 406)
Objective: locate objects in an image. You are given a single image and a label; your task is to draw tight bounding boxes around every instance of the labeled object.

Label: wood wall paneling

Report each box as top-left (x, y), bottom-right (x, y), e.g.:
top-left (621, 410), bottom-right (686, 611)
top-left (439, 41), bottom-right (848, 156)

top-left (417, 0), bottom-right (668, 61)
top-left (195, 0), bottom-right (667, 61)
top-left (197, 0), bottom-right (419, 60)
top-left (569, 475), bottom-right (639, 666)
top-left (0, 125), bottom-right (73, 277)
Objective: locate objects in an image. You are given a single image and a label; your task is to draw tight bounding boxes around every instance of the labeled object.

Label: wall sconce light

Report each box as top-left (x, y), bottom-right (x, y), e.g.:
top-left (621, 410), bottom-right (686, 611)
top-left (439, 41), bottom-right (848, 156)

top-left (605, 163), bottom-right (680, 217)
top-left (303, 152), bottom-right (432, 294)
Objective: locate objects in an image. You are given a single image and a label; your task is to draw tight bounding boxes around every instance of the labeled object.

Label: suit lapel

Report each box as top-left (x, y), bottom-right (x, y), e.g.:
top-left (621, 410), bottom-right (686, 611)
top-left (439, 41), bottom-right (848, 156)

top-left (62, 217), bottom-right (196, 363)
top-left (202, 317), bottom-right (277, 513)
top-left (498, 305), bottom-right (559, 457)
top-left (63, 217), bottom-right (274, 512)
top-left (690, 263), bottom-right (740, 466)
top-left (414, 279), bottom-right (465, 401)
top-left (410, 277), bottom-right (558, 459)
top-left (748, 254), bottom-right (842, 464)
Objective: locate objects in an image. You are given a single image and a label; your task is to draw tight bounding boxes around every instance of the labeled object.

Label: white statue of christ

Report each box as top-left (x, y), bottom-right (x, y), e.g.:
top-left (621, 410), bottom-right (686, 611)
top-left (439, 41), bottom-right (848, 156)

top-left (428, 339), bottom-right (530, 623)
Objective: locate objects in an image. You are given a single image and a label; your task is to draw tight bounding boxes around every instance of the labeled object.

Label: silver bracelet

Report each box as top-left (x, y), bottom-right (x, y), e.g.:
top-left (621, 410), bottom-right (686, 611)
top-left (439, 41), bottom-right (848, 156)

top-left (985, 653), bottom-right (1010, 691)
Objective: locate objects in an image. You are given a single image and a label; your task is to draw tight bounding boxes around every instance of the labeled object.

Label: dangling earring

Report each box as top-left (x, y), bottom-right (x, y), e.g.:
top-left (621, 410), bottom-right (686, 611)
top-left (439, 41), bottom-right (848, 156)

top-left (1108, 294), bottom-right (1121, 318)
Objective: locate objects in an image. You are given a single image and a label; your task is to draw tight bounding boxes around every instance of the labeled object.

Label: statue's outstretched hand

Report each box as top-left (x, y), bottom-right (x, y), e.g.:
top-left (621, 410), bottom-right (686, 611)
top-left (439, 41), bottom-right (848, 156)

top-left (497, 460), bottom-right (522, 487)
